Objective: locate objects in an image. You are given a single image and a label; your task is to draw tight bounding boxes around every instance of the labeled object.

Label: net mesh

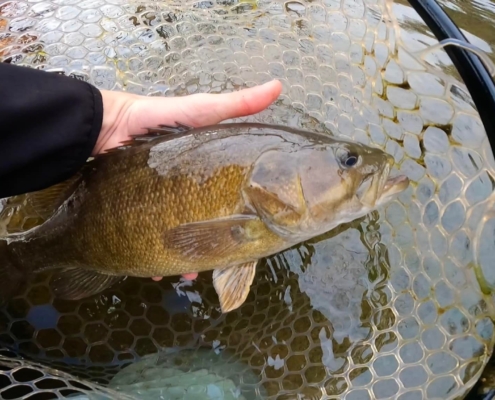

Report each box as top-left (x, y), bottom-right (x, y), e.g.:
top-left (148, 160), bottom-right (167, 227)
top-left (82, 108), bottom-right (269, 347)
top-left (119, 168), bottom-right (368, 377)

top-left (1, 0), bottom-right (495, 399)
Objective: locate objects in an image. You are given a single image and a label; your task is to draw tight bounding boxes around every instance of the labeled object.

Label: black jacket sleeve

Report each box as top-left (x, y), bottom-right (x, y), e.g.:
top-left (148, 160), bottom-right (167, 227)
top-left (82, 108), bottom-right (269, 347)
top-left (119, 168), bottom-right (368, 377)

top-left (0, 62), bottom-right (103, 199)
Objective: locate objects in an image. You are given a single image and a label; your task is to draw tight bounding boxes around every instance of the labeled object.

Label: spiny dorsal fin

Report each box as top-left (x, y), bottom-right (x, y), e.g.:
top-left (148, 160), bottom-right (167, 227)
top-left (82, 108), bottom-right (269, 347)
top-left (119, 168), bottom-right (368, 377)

top-left (95, 121), bottom-right (195, 157)
top-left (137, 121), bottom-right (194, 137)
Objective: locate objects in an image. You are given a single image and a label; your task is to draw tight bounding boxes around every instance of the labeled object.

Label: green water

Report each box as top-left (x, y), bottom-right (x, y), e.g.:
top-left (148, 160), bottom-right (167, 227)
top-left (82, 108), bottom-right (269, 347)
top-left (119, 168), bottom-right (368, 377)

top-left (396, 0), bottom-right (495, 63)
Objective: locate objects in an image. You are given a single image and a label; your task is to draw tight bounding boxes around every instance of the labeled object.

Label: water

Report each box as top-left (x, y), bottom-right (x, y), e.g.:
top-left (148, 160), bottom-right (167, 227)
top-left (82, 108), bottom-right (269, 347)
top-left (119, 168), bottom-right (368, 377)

top-left (437, 0), bottom-right (495, 60)
top-left (1, 0), bottom-right (495, 399)
top-left (400, 0), bottom-right (495, 50)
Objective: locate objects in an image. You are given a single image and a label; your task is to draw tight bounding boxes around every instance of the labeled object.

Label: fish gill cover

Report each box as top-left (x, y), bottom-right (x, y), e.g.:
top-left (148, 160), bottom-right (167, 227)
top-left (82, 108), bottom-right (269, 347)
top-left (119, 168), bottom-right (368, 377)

top-left (0, 0), bottom-right (495, 399)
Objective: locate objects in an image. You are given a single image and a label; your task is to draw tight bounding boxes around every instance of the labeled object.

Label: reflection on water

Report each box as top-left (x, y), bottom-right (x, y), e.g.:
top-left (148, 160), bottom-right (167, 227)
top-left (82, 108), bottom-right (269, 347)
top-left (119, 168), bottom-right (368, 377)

top-left (1, 0), bottom-right (495, 399)
top-left (442, 0), bottom-right (495, 58)
top-left (0, 214), bottom-right (401, 399)
top-left (395, 0), bottom-right (495, 64)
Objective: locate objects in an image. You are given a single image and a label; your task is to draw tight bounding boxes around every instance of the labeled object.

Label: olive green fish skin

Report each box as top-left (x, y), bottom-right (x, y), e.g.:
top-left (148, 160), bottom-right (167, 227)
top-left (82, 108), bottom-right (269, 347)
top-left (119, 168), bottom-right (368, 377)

top-left (3, 123), bottom-right (405, 281)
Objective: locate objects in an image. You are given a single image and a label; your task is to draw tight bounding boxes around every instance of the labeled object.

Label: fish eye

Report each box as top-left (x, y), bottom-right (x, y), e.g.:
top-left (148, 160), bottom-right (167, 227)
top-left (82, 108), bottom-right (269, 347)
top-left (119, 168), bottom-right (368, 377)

top-left (345, 155), bottom-right (358, 167)
top-left (336, 148), bottom-right (360, 169)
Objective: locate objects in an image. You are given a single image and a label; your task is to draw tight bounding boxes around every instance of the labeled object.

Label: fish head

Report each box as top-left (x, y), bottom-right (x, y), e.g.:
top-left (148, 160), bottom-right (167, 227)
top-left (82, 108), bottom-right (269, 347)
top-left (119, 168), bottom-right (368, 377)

top-left (245, 138), bottom-right (409, 241)
top-left (301, 141), bottom-right (409, 224)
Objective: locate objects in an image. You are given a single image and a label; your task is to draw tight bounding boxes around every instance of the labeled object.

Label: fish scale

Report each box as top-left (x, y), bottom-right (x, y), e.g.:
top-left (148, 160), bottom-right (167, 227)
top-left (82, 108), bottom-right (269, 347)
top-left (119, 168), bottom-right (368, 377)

top-left (1, 0), bottom-right (495, 399)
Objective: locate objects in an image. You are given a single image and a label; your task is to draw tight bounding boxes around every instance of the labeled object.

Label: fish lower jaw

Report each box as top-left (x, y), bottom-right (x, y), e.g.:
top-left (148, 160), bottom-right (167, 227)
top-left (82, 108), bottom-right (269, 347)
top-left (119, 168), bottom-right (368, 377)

top-left (381, 175), bottom-right (410, 198)
top-left (368, 175), bottom-right (409, 210)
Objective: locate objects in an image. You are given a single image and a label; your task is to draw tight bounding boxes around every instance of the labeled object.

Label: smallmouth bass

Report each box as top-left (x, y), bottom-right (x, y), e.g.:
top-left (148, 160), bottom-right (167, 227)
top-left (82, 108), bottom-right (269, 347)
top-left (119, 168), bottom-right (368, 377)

top-left (0, 123), bottom-right (409, 312)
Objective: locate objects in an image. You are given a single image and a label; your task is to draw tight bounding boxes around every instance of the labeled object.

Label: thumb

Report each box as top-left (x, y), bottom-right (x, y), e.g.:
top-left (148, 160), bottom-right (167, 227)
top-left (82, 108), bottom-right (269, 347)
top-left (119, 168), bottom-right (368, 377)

top-left (128, 80), bottom-right (283, 133)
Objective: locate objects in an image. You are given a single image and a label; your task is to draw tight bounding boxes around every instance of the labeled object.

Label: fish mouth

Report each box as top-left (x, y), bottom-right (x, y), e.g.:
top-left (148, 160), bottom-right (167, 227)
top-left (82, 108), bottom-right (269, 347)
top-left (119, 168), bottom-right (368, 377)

top-left (356, 161), bottom-right (391, 208)
top-left (380, 175), bottom-right (410, 200)
top-left (357, 164), bottom-right (409, 208)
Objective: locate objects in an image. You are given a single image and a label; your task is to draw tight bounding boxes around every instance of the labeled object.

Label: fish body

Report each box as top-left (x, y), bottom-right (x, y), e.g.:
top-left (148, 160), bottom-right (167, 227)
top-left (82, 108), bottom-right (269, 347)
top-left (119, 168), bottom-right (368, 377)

top-left (0, 123), bottom-right (408, 312)
top-left (0, 0), bottom-right (493, 398)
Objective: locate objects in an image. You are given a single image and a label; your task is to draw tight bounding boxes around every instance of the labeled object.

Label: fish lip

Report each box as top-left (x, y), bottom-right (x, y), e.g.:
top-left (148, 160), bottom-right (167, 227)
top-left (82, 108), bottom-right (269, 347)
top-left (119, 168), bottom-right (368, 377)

top-left (380, 175), bottom-right (410, 199)
top-left (358, 165), bottom-right (409, 208)
top-left (378, 162), bottom-right (391, 194)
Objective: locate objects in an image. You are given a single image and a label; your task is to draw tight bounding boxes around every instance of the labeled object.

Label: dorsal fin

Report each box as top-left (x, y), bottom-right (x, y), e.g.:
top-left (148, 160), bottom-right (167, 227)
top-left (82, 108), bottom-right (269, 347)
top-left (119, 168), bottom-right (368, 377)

top-left (95, 122), bottom-right (195, 157)
top-left (0, 172), bottom-right (83, 236)
top-left (135, 121), bottom-right (194, 137)
top-left (0, 123), bottom-right (194, 236)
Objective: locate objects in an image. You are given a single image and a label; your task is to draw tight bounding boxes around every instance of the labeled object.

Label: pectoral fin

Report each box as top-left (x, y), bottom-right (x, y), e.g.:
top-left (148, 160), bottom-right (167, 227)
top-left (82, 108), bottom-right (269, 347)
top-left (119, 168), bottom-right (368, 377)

top-left (163, 215), bottom-right (263, 261)
top-left (49, 268), bottom-right (125, 300)
top-left (213, 261), bottom-right (258, 313)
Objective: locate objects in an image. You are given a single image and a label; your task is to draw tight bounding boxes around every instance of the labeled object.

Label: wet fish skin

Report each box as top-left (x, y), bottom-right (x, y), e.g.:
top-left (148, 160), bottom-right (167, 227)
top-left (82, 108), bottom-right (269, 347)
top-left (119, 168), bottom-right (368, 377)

top-left (0, 122), bottom-right (408, 311)
top-left (0, 0), bottom-right (493, 398)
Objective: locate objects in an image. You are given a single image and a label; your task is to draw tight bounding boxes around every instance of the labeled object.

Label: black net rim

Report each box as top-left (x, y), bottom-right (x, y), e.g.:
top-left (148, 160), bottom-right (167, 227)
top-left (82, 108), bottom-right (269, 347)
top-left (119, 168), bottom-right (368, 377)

top-left (408, 0), bottom-right (495, 158)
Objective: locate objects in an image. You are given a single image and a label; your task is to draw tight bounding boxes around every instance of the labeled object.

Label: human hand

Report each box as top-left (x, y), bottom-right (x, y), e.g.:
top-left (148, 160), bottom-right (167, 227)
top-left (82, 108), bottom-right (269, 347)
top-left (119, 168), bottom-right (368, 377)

top-left (96, 81), bottom-right (283, 282)
top-left (95, 80), bottom-right (283, 155)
